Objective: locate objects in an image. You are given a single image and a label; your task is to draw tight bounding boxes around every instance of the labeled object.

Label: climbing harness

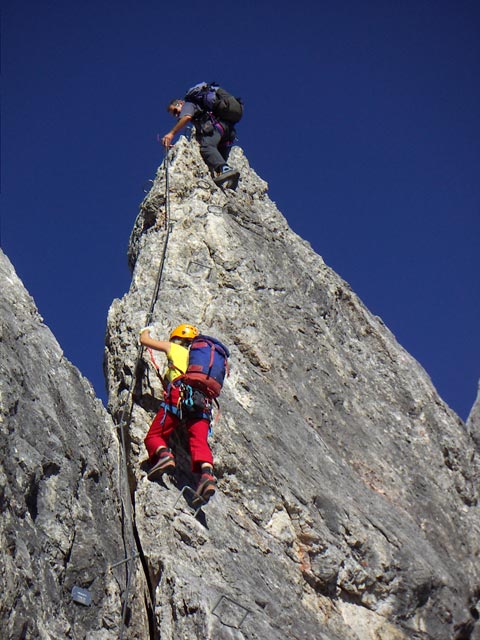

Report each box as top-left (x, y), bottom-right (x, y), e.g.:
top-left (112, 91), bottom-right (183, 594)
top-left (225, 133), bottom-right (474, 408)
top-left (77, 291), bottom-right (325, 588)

top-left (181, 384), bottom-right (209, 414)
top-left (114, 147), bottom-right (173, 639)
top-left (146, 348), bottom-right (213, 428)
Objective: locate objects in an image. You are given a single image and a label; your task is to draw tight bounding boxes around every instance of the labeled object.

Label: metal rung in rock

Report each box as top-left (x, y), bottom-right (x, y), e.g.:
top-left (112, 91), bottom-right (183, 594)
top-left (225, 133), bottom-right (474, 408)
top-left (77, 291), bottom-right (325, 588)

top-left (173, 485), bottom-right (207, 517)
top-left (110, 553), bottom-right (141, 570)
top-left (187, 260), bottom-right (211, 279)
top-left (212, 595), bottom-right (251, 629)
top-left (207, 205), bottom-right (225, 215)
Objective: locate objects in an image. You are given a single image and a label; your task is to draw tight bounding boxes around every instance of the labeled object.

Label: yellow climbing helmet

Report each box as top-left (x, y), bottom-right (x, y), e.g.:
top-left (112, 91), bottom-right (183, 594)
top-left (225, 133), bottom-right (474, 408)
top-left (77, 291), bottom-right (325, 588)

top-left (169, 323), bottom-right (199, 341)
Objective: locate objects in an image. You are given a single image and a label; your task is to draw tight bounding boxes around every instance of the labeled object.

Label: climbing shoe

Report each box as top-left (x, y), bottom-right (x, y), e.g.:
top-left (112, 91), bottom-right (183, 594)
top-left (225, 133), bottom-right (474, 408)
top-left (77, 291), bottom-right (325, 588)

top-left (195, 468), bottom-right (217, 503)
top-left (223, 173), bottom-right (240, 191)
top-left (213, 165), bottom-right (240, 187)
top-left (147, 449), bottom-right (175, 480)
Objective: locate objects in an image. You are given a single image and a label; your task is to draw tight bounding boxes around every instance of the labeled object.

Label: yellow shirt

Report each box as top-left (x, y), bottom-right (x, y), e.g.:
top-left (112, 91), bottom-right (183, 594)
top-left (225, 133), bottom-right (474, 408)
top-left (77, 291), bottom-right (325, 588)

top-left (164, 342), bottom-right (189, 383)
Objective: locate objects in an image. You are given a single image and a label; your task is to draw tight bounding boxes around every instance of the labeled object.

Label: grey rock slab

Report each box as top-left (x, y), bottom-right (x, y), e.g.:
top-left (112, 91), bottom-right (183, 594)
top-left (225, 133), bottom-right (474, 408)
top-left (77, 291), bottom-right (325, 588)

top-left (0, 250), bottom-right (149, 640)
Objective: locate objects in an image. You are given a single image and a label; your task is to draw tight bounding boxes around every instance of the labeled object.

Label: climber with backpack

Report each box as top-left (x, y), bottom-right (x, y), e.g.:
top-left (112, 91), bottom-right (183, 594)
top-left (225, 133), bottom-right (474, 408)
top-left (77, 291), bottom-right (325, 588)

top-left (139, 323), bottom-right (229, 505)
top-left (161, 82), bottom-right (243, 190)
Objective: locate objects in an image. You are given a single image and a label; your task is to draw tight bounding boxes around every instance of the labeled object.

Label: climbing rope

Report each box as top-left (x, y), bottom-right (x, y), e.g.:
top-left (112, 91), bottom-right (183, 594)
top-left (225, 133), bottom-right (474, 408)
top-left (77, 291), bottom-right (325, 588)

top-left (116, 147), bottom-right (173, 639)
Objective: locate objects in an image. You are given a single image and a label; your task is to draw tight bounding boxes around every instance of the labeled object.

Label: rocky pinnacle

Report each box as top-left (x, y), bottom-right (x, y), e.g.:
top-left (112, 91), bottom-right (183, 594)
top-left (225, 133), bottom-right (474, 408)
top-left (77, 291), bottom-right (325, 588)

top-left (102, 138), bottom-right (480, 639)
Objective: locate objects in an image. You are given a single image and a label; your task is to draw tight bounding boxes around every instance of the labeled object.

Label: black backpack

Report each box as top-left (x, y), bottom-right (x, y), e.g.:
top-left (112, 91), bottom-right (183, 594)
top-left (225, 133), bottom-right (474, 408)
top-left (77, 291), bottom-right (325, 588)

top-left (184, 82), bottom-right (243, 124)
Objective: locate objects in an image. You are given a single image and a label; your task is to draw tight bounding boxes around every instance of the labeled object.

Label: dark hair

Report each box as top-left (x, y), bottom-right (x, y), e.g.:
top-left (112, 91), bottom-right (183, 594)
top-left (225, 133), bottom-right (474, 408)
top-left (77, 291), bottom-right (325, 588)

top-left (167, 99), bottom-right (182, 112)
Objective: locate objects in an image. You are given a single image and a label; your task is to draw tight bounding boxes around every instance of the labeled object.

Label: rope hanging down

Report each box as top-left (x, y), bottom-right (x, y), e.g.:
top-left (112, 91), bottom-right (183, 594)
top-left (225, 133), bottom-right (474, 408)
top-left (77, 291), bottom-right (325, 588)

top-left (116, 148), bottom-right (173, 639)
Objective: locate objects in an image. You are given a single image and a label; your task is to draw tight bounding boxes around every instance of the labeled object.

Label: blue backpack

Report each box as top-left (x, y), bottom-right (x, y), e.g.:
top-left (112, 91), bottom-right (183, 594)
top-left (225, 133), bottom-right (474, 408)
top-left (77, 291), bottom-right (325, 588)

top-left (184, 82), bottom-right (243, 124)
top-left (183, 335), bottom-right (230, 399)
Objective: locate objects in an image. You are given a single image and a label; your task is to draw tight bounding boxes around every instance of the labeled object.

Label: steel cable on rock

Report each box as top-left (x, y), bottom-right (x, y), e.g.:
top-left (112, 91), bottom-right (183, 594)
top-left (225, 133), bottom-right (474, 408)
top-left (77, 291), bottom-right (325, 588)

top-left (116, 148), bottom-right (173, 639)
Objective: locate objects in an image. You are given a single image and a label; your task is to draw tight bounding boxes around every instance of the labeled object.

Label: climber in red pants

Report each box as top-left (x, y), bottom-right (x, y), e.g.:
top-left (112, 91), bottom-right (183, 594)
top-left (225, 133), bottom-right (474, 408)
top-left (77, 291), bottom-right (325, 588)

top-left (140, 323), bottom-right (216, 503)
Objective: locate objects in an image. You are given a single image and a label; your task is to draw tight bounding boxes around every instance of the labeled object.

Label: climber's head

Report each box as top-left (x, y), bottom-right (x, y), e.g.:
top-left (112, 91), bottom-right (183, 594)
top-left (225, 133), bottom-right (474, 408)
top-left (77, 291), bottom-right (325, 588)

top-left (169, 323), bottom-right (199, 346)
top-left (167, 100), bottom-right (184, 118)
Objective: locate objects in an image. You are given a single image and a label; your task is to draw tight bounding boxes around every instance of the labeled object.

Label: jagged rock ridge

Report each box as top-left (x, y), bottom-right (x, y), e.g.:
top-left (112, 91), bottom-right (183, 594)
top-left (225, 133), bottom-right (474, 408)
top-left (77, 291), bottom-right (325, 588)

top-left (0, 250), bottom-right (149, 639)
top-left (104, 138), bottom-right (480, 640)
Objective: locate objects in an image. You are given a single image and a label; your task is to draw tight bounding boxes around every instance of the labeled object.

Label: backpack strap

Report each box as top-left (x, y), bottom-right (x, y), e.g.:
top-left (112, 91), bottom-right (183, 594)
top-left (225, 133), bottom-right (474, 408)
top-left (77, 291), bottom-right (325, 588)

top-left (146, 347), bottom-right (185, 391)
top-left (207, 341), bottom-right (216, 376)
top-left (147, 347), bottom-right (168, 391)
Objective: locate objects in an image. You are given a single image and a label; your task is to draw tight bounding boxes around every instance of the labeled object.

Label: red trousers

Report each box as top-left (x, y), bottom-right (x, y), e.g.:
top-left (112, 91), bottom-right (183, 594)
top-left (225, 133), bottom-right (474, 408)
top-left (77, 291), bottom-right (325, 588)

top-left (144, 386), bottom-right (213, 472)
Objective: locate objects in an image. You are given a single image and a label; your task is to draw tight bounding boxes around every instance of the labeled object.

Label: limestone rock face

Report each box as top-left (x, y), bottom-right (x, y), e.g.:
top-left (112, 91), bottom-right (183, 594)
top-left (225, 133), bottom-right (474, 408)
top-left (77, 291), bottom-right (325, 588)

top-left (104, 138), bottom-right (480, 640)
top-left (0, 251), bottom-right (149, 639)
top-left (467, 383), bottom-right (480, 448)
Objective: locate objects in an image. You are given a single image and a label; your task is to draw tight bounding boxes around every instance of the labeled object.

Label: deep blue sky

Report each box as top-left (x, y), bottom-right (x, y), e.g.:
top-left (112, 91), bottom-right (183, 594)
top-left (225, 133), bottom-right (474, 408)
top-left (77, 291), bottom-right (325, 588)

top-left (2, 1), bottom-right (479, 420)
